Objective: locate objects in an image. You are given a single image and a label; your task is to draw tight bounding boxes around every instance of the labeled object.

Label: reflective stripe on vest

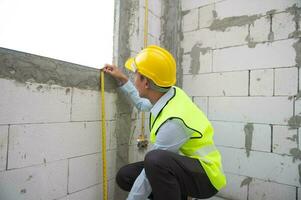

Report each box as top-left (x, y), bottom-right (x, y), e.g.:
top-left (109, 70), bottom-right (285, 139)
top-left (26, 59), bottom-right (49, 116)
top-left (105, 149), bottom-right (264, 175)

top-left (193, 144), bottom-right (217, 164)
top-left (192, 145), bottom-right (225, 174)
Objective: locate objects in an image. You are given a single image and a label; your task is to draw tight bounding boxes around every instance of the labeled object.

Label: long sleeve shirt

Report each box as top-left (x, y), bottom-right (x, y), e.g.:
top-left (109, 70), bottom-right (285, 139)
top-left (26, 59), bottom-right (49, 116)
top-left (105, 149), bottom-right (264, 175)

top-left (119, 81), bottom-right (194, 200)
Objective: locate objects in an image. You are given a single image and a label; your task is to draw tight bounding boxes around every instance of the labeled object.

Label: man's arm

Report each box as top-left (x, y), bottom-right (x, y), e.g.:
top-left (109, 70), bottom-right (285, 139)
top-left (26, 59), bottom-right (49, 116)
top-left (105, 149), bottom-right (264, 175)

top-left (103, 64), bottom-right (152, 112)
top-left (119, 80), bottom-right (153, 112)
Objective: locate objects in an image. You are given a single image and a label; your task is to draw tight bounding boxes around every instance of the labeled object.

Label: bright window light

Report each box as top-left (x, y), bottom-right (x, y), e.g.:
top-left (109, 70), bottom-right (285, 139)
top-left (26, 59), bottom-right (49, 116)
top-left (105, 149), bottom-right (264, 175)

top-left (0, 0), bottom-right (114, 69)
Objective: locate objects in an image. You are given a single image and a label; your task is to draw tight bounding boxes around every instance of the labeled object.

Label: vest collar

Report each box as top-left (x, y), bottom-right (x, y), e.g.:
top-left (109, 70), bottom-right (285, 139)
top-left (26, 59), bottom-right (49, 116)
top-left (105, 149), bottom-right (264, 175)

top-left (150, 87), bottom-right (175, 118)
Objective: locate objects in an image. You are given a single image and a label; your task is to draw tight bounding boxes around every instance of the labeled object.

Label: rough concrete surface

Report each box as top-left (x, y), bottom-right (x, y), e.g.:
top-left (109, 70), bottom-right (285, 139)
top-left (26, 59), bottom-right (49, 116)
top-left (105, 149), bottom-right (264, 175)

top-left (0, 48), bottom-right (117, 92)
top-left (161, 0), bottom-right (183, 87)
top-left (1, 0), bottom-right (301, 199)
top-left (113, 0), bottom-right (138, 199)
top-left (189, 43), bottom-right (211, 75)
top-left (244, 123), bottom-right (254, 157)
top-left (209, 15), bottom-right (262, 32)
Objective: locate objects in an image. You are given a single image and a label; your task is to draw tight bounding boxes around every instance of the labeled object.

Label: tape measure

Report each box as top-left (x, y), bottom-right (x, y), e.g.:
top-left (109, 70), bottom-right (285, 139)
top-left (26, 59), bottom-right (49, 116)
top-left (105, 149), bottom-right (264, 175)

top-left (101, 0), bottom-right (149, 199)
top-left (100, 70), bottom-right (108, 200)
top-left (138, 0), bottom-right (148, 149)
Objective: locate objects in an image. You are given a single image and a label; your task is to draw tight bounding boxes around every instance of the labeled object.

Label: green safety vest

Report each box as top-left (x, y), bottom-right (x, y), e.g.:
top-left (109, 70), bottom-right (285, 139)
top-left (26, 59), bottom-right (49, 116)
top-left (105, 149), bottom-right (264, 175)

top-left (149, 87), bottom-right (226, 190)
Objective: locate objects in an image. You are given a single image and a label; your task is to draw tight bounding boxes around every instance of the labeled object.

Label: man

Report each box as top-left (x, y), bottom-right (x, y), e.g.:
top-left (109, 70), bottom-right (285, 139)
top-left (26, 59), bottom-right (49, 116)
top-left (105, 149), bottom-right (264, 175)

top-left (103, 45), bottom-right (226, 200)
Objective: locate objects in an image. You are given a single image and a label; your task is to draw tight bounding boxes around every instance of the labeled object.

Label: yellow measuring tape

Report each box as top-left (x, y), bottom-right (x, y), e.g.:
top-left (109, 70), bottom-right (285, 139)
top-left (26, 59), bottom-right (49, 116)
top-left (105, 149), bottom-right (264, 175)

top-left (101, 0), bottom-right (149, 199)
top-left (140, 0), bottom-right (148, 142)
top-left (100, 70), bottom-right (108, 200)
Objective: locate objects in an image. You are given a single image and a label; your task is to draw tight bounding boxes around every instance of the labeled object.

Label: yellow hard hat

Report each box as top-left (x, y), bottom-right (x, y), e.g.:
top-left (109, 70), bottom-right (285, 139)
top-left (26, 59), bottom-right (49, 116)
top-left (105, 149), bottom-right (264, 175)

top-left (125, 45), bottom-right (176, 87)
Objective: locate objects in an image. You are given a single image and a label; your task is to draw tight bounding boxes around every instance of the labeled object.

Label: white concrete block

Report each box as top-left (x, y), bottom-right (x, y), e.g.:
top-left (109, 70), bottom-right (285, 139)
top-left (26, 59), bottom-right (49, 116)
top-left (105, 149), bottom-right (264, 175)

top-left (193, 97), bottom-right (208, 116)
top-left (182, 29), bottom-right (215, 53)
top-left (250, 16), bottom-right (271, 43)
top-left (68, 153), bottom-right (101, 193)
top-left (68, 150), bottom-right (115, 193)
top-left (249, 178), bottom-right (296, 200)
top-left (219, 146), bottom-right (301, 186)
top-left (217, 173), bottom-right (248, 200)
top-left (275, 67), bottom-right (298, 96)
top-left (181, 0), bottom-right (215, 11)
top-left (8, 122), bottom-right (103, 169)
top-left (182, 26), bottom-right (248, 53)
top-left (0, 125), bottom-right (8, 171)
top-left (0, 79), bottom-right (71, 124)
top-left (0, 160), bottom-right (67, 200)
top-left (214, 26), bottom-right (248, 49)
top-left (68, 184), bottom-right (101, 200)
top-left (148, 12), bottom-right (161, 38)
top-left (250, 69), bottom-right (274, 96)
top-left (182, 8), bottom-right (199, 32)
top-left (273, 125), bottom-right (298, 155)
top-left (208, 97), bottom-right (293, 124)
top-left (71, 88), bottom-right (117, 121)
top-left (183, 71), bottom-right (249, 97)
top-left (213, 121), bottom-right (271, 153)
top-left (213, 39), bottom-right (297, 72)
top-left (246, 124), bottom-right (271, 153)
top-left (199, 4), bottom-right (215, 29)
top-left (273, 12), bottom-right (296, 40)
top-left (215, 0), bottom-right (298, 18)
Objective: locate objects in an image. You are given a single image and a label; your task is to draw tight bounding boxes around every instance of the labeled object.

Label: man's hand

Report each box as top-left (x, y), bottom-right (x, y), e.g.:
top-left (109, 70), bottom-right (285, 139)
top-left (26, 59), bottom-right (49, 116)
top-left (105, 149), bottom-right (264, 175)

top-left (103, 64), bottom-right (129, 86)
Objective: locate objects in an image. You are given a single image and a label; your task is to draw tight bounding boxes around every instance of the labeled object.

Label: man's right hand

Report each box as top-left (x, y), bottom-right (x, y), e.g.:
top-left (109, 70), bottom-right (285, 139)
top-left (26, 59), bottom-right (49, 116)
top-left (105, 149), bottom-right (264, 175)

top-left (103, 64), bottom-right (129, 86)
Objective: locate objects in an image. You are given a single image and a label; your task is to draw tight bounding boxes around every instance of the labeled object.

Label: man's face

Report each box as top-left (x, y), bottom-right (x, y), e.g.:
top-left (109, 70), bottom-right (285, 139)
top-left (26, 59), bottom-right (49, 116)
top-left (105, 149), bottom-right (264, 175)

top-left (134, 72), bottom-right (148, 98)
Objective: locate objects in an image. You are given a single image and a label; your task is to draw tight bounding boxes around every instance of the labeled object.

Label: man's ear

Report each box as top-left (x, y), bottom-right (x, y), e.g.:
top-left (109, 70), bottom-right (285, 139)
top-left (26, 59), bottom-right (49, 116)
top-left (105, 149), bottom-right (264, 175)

top-left (144, 79), bottom-right (150, 89)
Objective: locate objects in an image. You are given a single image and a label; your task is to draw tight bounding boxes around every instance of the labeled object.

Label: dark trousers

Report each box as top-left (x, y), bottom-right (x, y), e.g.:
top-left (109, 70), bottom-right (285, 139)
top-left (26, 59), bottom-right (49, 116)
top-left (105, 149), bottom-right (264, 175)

top-left (116, 149), bottom-right (218, 200)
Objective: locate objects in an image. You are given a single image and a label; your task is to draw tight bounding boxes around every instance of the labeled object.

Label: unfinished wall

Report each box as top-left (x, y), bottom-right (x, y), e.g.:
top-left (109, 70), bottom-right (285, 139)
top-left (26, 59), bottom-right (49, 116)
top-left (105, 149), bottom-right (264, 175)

top-left (113, 0), bottom-right (163, 199)
top-left (181, 0), bottom-right (301, 199)
top-left (0, 47), bottom-right (118, 200)
top-left (0, 0), bottom-right (163, 200)
top-left (3, 0), bottom-right (300, 200)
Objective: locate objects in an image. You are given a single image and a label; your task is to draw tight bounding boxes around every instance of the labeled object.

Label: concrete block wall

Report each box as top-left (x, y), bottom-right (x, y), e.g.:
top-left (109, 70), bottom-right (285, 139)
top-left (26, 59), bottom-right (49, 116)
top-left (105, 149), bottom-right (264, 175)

top-left (0, 48), bottom-right (119, 200)
top-left (2, 0), bottom-right (301, 199)
top-left (0, 1), bottom-right (163, 200)
top-left (116, 0), bottom-right (162, 160)
top-left (181, 0), bottom-right (301, 199)
top-left (100, 0), bottom-right (164, 199)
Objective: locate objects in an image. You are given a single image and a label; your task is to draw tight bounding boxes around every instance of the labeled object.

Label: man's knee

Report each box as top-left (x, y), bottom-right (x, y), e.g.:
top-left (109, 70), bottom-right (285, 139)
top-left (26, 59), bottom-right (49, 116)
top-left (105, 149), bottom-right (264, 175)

top-left (144, 149), bottom-right (171, 170)
top-left (115, 166), bottom-right (131, 191)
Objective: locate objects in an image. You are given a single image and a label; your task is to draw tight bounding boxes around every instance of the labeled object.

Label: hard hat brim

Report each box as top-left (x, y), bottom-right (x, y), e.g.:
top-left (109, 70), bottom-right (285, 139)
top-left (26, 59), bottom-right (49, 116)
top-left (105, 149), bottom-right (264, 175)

top-left (125, 57), bottom-right (136, 72)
